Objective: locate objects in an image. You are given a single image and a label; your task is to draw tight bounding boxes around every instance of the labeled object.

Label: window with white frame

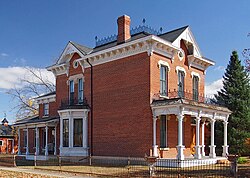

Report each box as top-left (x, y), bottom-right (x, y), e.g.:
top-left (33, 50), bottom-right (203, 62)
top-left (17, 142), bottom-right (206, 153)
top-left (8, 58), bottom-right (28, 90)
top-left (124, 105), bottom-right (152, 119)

top-left (192, 76), bottom-right (199, 101)
top-left (78, 78), bottom-right (84, 104)
top-left (160, 115), bottom-right (167, 148)
top-left (63, 119), bottom-right (69, 147)
top-left (44, 103), bottom-right (49, 116)
top-left (73, 118), bottom-right (83, 147)
top-left (160, 65), bottom-right (168, 96)
top-left (178, 70), bottom-right (185, 98)
top-left (0, 140), bottom-right (3, 146)
top-left (69, 80), bottom-right (74, 105)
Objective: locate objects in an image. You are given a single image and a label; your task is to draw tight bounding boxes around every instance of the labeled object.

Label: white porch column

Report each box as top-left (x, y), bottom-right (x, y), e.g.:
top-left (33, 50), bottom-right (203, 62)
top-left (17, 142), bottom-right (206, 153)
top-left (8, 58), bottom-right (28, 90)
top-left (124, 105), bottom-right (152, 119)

top-left (176, 114), bottom-right (185, 160)
top-left (201, 121), bottom-right (206, 157)
top-left (69, 112), bottom-right (73, 148)
top-left (26, 128), bottom-right (29, 155)
top-left (18, 128), bottom-right (21, 155)
top-left (45, 125), bottom-right (48, 156)
top-left (83, 116), bottom-right (88, 149)
top-left (12, 139), bottom-right (14, 154)
top-left (194, 117), bottom-right (201, 159)
top-left (35, 127), bottom-right (39, 155)
top-left (54, 125), bottom-right (57, 155)
top-left (222, 121), bottom-right (229, 157)
top-left (209, 119), bottom-right (216, 158)
top-left (152, 116), bottom-right (158, 157)
top-left (60, 118), bottom-right (63, 152)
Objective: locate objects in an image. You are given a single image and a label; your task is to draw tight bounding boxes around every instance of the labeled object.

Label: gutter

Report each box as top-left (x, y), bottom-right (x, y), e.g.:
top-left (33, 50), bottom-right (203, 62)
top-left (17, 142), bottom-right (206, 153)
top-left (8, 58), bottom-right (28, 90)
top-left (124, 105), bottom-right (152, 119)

top-left (86, 58), bottom-right (94, 157)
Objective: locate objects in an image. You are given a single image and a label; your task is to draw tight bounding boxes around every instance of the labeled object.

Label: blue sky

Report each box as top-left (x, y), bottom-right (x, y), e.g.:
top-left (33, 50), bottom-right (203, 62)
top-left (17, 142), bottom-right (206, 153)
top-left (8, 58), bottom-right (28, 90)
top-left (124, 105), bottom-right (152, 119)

top-left (0, 0), bottom-right (249, 123)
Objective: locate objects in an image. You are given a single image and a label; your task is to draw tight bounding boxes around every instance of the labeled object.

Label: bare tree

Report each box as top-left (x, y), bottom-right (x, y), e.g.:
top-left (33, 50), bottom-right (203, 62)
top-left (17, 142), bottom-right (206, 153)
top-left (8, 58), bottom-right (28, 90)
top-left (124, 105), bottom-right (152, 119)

top-left (243, 48), bottom-right (250, 72)
top-left (243, 33), bottom-right (250, 72)
top-left (6, 67), bottom-right (55, 120)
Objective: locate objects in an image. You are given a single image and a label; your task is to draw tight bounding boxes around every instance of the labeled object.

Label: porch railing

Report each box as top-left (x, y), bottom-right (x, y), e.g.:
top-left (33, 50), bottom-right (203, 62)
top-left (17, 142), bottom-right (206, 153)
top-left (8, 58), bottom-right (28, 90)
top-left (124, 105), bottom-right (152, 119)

top-left (59, 97), bottom-right (89, 110)
top-left (155, 89), bottom-right (216, 105)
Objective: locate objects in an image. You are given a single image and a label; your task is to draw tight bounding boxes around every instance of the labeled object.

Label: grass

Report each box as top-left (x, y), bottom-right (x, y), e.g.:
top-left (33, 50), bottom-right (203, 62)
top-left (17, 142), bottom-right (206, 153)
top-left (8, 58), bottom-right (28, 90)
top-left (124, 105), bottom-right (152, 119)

top-left (1, 155), bottom-right (249, 177)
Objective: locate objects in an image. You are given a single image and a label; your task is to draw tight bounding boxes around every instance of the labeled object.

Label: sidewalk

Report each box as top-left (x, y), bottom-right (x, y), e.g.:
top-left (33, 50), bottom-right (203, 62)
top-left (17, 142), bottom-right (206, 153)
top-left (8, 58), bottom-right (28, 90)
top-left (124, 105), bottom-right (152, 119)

top-left (0, 166), bottom-right (92, 178)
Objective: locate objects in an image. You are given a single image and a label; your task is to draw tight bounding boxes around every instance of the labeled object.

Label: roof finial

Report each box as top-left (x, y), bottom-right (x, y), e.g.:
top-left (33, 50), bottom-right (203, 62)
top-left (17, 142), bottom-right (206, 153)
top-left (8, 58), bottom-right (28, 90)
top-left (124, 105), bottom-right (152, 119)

top-left (160, 27), bottom-right (163, 34)
top-left (3, 112), bottom-right (6, 118)
top-left (142, 18), bottom-right (146, 25)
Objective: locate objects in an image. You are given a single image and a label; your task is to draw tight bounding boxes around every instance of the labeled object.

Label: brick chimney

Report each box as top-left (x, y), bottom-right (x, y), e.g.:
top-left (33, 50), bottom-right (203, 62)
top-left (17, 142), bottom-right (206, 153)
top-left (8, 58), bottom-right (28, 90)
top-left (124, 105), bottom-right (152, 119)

top-left (117, 15), bottom-right (131, 44)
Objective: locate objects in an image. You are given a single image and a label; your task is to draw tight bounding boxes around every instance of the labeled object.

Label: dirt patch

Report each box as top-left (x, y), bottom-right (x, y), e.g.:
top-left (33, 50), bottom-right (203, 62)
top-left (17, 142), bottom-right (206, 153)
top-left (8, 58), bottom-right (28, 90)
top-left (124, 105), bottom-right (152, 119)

top-left (0, 169), bottom-right (58, 178)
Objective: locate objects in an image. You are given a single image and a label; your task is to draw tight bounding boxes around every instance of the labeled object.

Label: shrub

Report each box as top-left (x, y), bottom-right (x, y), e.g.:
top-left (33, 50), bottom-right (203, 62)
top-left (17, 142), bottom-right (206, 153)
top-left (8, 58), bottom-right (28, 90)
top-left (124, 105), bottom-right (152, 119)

top-left (237, 157), bottom-right (248, 164)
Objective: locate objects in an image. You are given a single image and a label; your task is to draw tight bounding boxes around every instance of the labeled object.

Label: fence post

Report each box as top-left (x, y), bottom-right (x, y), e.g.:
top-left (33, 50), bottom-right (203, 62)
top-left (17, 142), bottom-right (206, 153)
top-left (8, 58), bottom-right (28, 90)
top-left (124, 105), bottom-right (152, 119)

top-left (34, 152), bottom-right (37, 167)
top-left (127, 157), bottom-right (130, 177)
top-left (13, 155), bottom-right (16, 167)
top-left (145, 156), bottom-right (157, 177)
top-left (89, 155), bottom-right (92, 166)
top-left (233, 155), bottom-right (238, 178)
top-left (59, 156), bottom-right (61, 172)
top-left (177, 159), bottom-right (181, 178)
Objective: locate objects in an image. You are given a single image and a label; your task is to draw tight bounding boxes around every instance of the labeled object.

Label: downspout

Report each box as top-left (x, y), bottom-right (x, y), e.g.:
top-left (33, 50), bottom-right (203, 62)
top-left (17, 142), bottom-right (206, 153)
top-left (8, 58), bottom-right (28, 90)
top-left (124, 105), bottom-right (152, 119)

top-left (86, 58), bottom-right (93, 157)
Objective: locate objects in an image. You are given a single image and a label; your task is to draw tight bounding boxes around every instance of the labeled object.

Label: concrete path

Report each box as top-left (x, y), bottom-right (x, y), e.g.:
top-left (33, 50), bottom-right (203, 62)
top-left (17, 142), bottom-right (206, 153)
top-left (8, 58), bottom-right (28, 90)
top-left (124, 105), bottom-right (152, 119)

top-left (0, 166), bottom-right (92, 178)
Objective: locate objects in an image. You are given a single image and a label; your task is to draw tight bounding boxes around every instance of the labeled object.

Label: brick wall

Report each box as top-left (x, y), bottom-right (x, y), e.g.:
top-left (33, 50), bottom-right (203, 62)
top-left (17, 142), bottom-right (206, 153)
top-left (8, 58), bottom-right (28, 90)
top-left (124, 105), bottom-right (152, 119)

top-left (90, 52), bottom-right (152, 157)
top-left (150, 42), bottom-right (205, 99)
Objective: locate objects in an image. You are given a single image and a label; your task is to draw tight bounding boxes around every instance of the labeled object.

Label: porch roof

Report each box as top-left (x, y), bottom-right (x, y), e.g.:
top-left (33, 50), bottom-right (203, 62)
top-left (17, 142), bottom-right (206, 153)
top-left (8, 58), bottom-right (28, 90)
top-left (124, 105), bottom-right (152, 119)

top-left (151, 98), bottom-right (231, 121)
top-left (14, 116), bottom-right (59, 126)
top-left (151, 98), bottom-right (231, 113)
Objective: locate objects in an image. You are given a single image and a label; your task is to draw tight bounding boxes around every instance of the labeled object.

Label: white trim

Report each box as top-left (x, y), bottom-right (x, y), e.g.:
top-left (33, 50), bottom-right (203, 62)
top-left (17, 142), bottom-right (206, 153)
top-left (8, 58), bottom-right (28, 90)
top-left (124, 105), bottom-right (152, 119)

top-left (178, 50), bottom-right (184, 61)
top-left (73, 60), bottom-right (79, 69)
top-left (187, 55), bottom-right (215, 71)
top-left (0, 140), bottom-right (3, 146)
top-left (36, 94), bottom-right (56, 104)
top-left (77, 35), bottom-right (180, 69)
top-left (176, 66), bottom-right (186, 76)
top-left (158, 60), bottom-right (170, 71)
top-left (191, 71), bottom-right (200, 79)
top-left (68, 74), bottom-right (84, 84)
top-left (151, 104), bottom-right (231, 121)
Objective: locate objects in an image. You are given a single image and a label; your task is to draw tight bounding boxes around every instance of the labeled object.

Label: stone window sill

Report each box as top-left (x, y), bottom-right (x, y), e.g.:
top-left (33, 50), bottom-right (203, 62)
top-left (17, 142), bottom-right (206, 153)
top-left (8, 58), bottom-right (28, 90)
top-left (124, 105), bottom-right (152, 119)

top-left (159, 147), bottom-right (170, 151)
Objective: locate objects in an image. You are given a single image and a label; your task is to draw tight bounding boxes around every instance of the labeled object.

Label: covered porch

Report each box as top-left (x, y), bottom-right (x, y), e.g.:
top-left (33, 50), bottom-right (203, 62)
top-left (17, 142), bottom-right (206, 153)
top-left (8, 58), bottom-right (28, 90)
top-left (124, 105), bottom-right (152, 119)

top-left (151, 97), bottom-right (231, 160)
top-left (15, 116), bottom-right (59, 160)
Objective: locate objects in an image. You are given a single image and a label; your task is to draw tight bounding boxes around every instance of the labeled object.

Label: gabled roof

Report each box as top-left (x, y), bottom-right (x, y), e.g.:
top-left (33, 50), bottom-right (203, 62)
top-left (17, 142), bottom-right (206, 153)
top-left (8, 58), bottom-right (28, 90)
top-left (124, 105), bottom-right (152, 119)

top-left (55, 41), bottom-right (93, 65)
top-left (0, 124), bottom-right (14, 137)
top-left (70, 41), bottom-right (93, 55)
top-left (158, 25), bottom-right (189, 43)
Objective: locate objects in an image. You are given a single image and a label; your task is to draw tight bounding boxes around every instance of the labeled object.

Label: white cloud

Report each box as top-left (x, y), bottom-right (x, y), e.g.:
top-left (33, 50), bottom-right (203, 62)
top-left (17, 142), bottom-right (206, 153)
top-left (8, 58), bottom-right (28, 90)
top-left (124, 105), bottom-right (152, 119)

top-left (214, 66), bottom-right (225, 71)
top-left (0, 66), bottom-right (55, 90)
top-left (205, 78), bottom-right (223, 97)
top-left (1, 53), bottom-right (8, 57)
top-left (13, 58), bottom-right (27, 65)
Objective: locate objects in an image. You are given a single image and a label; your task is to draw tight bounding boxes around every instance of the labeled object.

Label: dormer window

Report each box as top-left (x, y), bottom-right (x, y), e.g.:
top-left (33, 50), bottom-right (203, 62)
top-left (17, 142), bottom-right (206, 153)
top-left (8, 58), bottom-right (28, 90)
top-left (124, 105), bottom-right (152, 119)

top-left (44, 103), bottom-right (49, 116)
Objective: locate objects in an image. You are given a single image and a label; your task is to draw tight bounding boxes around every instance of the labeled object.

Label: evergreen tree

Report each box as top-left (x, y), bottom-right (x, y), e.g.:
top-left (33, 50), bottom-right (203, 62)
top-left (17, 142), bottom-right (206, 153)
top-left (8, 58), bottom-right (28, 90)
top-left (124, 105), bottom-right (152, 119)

top-left (215, 50), bottom-right (250, 155)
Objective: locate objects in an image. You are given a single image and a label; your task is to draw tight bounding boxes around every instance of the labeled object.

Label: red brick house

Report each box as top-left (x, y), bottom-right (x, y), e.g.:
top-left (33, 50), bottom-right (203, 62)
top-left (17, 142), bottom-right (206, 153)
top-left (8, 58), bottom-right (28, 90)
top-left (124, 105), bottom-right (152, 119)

top-left (15, 15), bottom-right (230, 160)
top-left (0, 118), bottom-right (17, 154)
